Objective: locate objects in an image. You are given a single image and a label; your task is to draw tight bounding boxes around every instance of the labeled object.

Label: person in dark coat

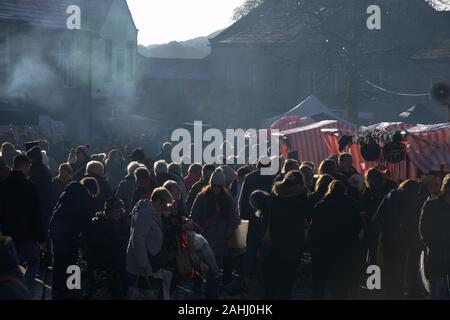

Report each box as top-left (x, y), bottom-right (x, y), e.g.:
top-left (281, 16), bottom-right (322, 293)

top-left (184, 163), bottom-right (202, 194)
top-left (186, 164), bottom-right (215, 213)
top-left (359, 168), bottom-right (396, 266)
top-left (0, 142), bottom-right (19, 168)
top-left (191, 169), bottom-right (237, 285)
top-left (309, 174), bottom-right (334, 208)
top-left (263, 171), bottom-right (312, 299)
top-left (0, 155), bottom-right (46, 290)
top-left (27, 146), bottom-right (53, 245)
top-left (419, 174), bottom-right (450, 299)
top-left (230, 166), bottom-right (252, 200)
top-left (0, 158), bottom-right (10, 182)
top-left (70, 145), bottom-right (90, 182)
top-left (154, 142), bottom-right (173, 163)
top-left (0, 234), bottom-right (32, 300)
top-left (154, 160), bottom-right (179, 187)
top-left (49, 180), bottom-right (96, 299)
top-left (84, 160), bottom-right (114, 213)
top-left (105, 149), bottom-right (126, 191)
top-left (376, 180), bottom-right (426, 299)
top-left (238, 159), bottom-right (275, 280)
top-left (116, 161), bottom-right (144, 213)
top-left (86, 197), bottom-right (130, 298)
top-left (274, 159), bottom-right (299, 182)
top-left (311, 180), bottom-right (363, 299)
top-left (131, 167), bottom-right (157, 209)
top-left (51, 163), bottom-right (73, 210)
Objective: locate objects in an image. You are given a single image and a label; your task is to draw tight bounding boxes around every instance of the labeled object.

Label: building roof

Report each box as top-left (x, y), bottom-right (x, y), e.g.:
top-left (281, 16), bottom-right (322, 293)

top-left (139, 57), bottom-right (210, 81)
top-left (212, 0), bottom-right (448, 45)
top-left (0, 0), bottom-right (114, 33)
top-left (211, 0), bottom-right (340, 44)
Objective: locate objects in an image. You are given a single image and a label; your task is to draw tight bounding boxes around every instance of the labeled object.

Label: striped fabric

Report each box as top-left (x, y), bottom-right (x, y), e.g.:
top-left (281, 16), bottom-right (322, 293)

top-left (280, 120), bottom-right (355, 166)
top-left (323, 122), bottom-right (450, 181)
top-left (405, 123), bottom-right (450, 174)
top-left (322, 130), bottom-right (417, 182)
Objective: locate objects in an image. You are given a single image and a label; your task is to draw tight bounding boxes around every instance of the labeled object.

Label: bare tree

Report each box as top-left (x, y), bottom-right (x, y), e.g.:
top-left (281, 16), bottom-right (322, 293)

top-left (426, 0), bottom-right (450, 10)
top-left (232, 0), bottom-right (266, 21)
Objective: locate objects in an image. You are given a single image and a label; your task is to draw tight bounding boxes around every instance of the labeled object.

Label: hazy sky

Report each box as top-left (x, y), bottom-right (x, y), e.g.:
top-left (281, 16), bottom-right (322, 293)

top-left (126, 0), bottom-right (245, 45)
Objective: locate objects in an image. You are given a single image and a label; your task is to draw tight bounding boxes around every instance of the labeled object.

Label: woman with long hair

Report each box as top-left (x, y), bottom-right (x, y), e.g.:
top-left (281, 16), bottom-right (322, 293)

top-left (191, 169), bottom-right (237, 285)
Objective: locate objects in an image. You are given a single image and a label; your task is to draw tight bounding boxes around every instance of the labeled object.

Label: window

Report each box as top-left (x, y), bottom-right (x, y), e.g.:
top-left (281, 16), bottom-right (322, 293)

top-left (105, 39), bottom-right (113, 82)
top-left (127, 41), bottom-right (135, 80)
top-left (58, 38), bottom-right (77, 88)
top-left (117, 47), bottom-right (125, 73)
top-left (0, 35), bottom-right (9, 85)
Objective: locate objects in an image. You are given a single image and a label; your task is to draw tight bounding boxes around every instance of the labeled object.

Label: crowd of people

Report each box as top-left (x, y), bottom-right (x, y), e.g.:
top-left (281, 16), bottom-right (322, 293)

top-left (0, 138), bottom-right (449, 300)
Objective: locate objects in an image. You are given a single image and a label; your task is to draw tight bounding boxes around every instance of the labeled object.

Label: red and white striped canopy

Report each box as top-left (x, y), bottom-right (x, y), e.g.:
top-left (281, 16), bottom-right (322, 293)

top-left (280, 120), bottom-right (355, 166)
top-left (405, 123), bottom-right (450, 174)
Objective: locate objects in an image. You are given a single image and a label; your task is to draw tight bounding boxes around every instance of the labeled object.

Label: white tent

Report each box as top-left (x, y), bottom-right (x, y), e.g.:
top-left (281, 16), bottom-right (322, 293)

top-left (262, 95), bottom-right (352, 128)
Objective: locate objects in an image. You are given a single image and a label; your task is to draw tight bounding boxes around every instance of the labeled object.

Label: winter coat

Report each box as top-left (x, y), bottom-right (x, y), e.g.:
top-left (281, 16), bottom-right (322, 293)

top-left (268, 183), bottom-right (313, 261)
top-left (0, 159), bottom-right (10, 182)
top-left (29, 161), bottom-right (53, 232)
top-left (312, 194), bottom-right (363, 265)
top-left (419, 195), bottom-right (450, 278)
top-left (155, 172), bottom-right (179, 187)
top-left (191, 190), bottom-right (237, 256)
top-left (186, 179), bottom-right (208, 213)
top-left (0, 237), bottom-right (31, 300)
top-left (71, 162), bottom-right (87, 182)
top-left (105, 161), bottom-right (126, 191)
top-left (116, 175), bottom-right (136, 213)
top-left (360, 182), bottom-right (396, 219)
top-left (84, 173), bottom-right (114, 213)
top-left (184, 173), bottom-right (201, 194)
top-left (131, 177), bottom-right (157, 209)
top-left (49, 182), bottom-right (95, 246)
top-left (377, 189), bottom-right (423, 246)
top-left (51, 176), bottom-right (72, 211)
top-left (86, 211), bottom-right (130, 271)
top-left (238, 170), bottom-right (275, 220)
top-left (0, 171), bottom-right (46, 243)
top-left (126, 200), bottom-right (163, 276)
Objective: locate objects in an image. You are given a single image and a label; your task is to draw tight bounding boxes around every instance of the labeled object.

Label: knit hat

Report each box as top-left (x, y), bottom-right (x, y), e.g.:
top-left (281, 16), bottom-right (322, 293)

top-left (76, 145), bottom-right (91, 160)
top-left (210, 168), bottom-right (225, 187)
top-left (26, 145), bottom-right (42, 162)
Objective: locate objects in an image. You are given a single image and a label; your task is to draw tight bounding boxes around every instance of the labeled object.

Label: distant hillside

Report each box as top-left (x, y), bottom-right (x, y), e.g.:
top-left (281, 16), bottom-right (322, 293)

top-left (138, 30), bottom-right (223, 59)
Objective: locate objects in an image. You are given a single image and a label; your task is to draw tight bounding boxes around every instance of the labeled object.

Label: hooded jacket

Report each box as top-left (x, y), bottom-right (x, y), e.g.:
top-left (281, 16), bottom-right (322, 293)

top-left (127, 199), bottom-right (163, 276)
